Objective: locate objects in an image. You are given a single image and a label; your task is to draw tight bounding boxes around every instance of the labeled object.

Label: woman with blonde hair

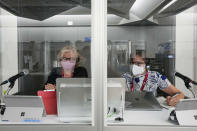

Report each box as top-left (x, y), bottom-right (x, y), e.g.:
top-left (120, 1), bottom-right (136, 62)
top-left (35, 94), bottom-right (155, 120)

top-left (45, 45), bottom-right (88, 90)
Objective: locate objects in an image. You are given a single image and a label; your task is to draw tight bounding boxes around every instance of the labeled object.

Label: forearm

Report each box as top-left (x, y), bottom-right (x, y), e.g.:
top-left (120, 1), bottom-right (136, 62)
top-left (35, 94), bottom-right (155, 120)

top-left (166, 92), bottom-right (184, 106)
top-left (173, 91), bottom-right (184, 100)
top-left (163, 85), bottom-right (184, 106)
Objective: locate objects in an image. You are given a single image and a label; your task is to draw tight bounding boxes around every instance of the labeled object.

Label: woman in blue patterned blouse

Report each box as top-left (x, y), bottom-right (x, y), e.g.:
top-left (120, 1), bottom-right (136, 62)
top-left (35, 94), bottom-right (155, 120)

top-left (122, 54), bottom-right (184, 106)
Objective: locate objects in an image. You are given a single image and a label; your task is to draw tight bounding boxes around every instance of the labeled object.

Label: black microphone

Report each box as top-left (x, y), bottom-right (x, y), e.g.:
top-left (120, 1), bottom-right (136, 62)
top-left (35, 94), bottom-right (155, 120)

top-left (0, 69), bottom-right (29, 86)
top-left (175, 71), bottom-right (197, 86)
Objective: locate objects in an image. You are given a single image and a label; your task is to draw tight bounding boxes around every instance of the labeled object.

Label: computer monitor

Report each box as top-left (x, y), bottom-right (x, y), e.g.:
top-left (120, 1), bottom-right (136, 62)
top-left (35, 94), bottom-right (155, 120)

top-left (56, 78), bottom-right (91, 123)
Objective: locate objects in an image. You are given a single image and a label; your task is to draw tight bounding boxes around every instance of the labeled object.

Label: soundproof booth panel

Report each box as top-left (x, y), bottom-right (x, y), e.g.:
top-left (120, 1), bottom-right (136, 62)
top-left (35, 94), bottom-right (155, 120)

top-left (107, 78), bottom-right (125, 115)
top-left (56, 78), bottom-right (91, 120)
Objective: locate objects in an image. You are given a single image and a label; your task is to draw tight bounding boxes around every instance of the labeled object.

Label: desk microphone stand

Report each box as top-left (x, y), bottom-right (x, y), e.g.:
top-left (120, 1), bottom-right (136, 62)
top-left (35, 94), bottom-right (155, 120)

top-left (6, 81), bottom-right (15, 95)
top-left (184, 80), bottom-right (197, 98)
top-left (0, 81), bottom-right (15, 115)
top-left (0, 85), bottom-right (6, 115)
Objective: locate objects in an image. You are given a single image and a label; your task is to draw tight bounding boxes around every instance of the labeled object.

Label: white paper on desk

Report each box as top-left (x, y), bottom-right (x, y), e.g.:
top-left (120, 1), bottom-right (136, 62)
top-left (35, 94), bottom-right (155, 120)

top-left (176, 110), bottom-right (197, 126)
top-left (44, 90), bottom-right (55, 91)
top-left (157, 96), bottom-right (175, 110)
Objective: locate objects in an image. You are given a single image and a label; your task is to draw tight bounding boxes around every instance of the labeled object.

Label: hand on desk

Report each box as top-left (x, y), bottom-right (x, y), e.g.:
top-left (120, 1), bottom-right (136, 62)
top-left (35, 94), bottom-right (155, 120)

top-left (163, 85), bottom-right (184, 106)
top-left (45, 84), bottom-right (56, 90)
top-left (166, 96), bottom-right (179, 106)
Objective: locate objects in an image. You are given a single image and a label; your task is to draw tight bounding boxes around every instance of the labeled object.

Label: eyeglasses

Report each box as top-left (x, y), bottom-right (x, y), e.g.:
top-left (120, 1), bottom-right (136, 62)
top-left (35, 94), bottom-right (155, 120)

top-left (60, 57), bottom-right (76, 62)
top-left (132, 61), bottom-right (145, 66)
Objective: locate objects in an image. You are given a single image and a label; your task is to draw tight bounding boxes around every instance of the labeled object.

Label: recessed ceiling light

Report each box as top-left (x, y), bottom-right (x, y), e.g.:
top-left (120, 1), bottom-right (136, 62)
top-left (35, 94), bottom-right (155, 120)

top-left (67, 21), bottom-right (73, 25)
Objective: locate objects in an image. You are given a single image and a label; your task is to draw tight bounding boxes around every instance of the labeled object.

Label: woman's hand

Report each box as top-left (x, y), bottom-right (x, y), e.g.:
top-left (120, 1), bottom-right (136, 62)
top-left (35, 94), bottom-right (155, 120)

top-left (166, 95), bottom-right (179, 106)
top-left (45, 83), bottom-right (56, 90)
top-left (163, 85), bottom-right (184, 106)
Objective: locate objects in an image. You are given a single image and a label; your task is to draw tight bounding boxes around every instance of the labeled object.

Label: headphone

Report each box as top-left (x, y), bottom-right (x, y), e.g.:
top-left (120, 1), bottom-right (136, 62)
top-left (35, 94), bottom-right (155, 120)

top-left (76, 57), bottom-right (80, 63)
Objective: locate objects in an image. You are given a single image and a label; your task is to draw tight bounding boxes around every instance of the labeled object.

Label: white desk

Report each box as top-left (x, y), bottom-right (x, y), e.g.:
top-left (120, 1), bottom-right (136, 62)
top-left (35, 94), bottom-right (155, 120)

top-left (0, 96), bottom-right (176, 126)
top-left (107, 109), bottom-right (176, 126)
top-left (0, 115), bottom-right (91, 125)
top-left (0, 109), bottom-right (175, 126)
top-left (107, 96), bottom-right (177, 126)
top-left (1, 100), bottom-right (197, 131)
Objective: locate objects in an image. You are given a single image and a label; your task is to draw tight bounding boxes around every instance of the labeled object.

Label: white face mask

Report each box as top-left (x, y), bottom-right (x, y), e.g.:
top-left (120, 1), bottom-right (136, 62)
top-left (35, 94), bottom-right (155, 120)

top-left (132, 64), bottom-right (145, 76)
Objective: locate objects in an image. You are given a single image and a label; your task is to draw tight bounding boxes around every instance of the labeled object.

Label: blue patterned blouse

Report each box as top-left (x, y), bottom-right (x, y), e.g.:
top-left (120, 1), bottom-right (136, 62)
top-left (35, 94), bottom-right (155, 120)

top-left (122, 71), bottom-right (171, 96)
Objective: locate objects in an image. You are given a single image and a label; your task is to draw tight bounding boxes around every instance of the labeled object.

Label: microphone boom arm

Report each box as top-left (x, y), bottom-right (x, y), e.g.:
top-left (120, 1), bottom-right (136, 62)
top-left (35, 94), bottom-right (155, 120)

top-left (175, 71), bottom-right (197, 98)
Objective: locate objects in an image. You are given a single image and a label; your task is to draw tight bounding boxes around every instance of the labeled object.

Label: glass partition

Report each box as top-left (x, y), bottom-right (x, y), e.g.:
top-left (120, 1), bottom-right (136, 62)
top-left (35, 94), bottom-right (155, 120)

top-left (0, 0), bottom-right (94, 126)
top-left (106, 0), bottom-right (197, 127)
top-left (1, 0), bottom-right (197, 130)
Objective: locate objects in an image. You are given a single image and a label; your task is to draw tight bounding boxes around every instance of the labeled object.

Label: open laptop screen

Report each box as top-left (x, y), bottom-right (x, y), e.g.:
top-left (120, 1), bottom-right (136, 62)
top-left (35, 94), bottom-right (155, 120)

top-left (125, 91), bottom-right (162, 111)
top-left (56, 78), bottom-right (91, 118)
top-left (2, 95), bottom-right (45, 122)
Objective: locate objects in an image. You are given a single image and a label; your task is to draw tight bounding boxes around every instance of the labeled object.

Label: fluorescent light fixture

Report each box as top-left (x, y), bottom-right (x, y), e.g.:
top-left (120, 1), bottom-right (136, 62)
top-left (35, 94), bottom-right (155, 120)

top-left (131, 0), bottom-right (144, 11)
top-left (67, 21), bottom-right (73, 25)
top-left (158, 0), bottom-right (178, 14)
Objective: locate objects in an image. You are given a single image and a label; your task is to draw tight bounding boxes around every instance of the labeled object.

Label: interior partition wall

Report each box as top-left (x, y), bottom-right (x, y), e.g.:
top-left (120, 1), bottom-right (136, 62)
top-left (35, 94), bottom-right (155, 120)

top-left (0, 0), bottom-right (106, 131)
top-left (105, 1), bottom-right (197, 131)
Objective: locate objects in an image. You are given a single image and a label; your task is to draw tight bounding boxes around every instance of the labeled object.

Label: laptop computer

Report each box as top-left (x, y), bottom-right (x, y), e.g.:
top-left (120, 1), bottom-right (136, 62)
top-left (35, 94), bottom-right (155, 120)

top-left (125, 91), bottom-right (163, 111)
top-left (56, 78), bottom-right (91, 123)
top-left (175, 99), bottom-right (197, 126)
top-left (2, 95), bottom-right (45, 122)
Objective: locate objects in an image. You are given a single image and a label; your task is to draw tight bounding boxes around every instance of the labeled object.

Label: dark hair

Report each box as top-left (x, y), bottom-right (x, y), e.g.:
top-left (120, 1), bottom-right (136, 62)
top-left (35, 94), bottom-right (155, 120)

top-left (131, 54), bottom-right (146, 64)
top-left (132, 54), bottom-right (149, 71)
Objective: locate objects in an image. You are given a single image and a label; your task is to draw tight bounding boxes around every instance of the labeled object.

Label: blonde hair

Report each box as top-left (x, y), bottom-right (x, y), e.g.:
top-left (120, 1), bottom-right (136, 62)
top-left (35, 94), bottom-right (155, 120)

top-left (58, 45), bottom-right (81, 65)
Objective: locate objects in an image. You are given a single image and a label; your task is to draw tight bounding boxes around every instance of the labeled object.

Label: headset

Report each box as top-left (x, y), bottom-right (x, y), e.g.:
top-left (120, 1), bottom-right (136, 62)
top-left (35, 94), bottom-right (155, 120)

top-left (76, 57), bottom-right (80, 64)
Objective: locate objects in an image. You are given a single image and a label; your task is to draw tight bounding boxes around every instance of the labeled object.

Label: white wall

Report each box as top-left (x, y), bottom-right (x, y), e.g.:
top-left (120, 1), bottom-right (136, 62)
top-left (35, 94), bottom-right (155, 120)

top-left (0, 8), bottom-right (18, 95)
top-left (176, 5), bottom-right (197, 98)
